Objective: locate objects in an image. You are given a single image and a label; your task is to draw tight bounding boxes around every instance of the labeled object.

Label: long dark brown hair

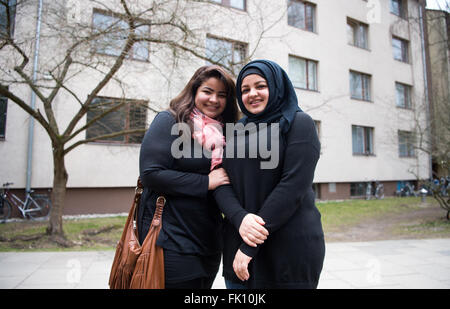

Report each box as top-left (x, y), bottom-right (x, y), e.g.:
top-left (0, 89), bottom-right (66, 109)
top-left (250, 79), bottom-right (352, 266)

top-left (169, 65), bottom-right (239, 129)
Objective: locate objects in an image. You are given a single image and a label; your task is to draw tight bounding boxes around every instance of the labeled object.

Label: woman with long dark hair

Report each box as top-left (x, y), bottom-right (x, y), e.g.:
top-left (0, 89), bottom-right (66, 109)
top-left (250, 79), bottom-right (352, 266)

top-left (138, 65), bottom-right (239, 288)
top-left (214, 59), bottom-right (325, 289)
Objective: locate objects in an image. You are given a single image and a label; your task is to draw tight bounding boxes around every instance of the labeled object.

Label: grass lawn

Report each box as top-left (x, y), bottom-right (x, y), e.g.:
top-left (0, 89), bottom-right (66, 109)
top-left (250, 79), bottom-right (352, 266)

top-left (317, 197), bottom-right (450, 242)
top-left (0, 216), bottom-right (126, 252)
top-left (317, 197), bottom-right (423, 231)
top-left (0, 197), bottom-right (449, 251)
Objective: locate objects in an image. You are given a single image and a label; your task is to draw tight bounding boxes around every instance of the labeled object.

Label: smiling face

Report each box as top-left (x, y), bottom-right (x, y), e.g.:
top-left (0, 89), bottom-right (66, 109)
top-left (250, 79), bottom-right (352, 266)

top-left (240, 74), bottom-right (269, 115)
top-left (194, 77), bottom-right (227, 119)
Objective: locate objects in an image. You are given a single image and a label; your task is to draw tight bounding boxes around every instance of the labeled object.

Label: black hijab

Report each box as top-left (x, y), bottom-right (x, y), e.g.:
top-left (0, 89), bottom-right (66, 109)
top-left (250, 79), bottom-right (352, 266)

top-left (236, 59), bottom-right (302, 135)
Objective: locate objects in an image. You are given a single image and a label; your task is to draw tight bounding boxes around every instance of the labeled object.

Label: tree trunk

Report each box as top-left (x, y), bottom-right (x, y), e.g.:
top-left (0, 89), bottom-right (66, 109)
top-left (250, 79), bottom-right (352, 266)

top-left (46, 145), bottom-right (68, 236)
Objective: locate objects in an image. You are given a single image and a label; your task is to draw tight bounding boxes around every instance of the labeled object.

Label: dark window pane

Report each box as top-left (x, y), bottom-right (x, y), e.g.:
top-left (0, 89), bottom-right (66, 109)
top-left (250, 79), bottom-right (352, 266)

top-left (87, 99), bottom-right (126, 142)
top-left (128, 102), bottom-right (147, 143)
top-left (86, 97), bottom-right (147, 144)
top-left (0, 0), bottom-right (16, 37)
top-left (0, 97), bottom-right (7, 138)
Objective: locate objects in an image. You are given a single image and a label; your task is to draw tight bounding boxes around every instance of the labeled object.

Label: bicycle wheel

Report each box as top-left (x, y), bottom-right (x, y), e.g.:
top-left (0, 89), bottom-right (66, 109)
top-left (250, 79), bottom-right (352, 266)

top-left (0, 198), bottom-right (12, 223)
top-left (26, 197), bottom-right (51, 219)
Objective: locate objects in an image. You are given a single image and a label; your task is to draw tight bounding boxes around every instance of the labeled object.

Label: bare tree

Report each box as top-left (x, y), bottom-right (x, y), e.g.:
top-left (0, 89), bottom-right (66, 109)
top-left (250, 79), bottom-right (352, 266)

top-left (423, 4), bottom-right (450, 219)
top-left (387, 1), bottom-right (450, 218)
top-left (0, 0), bottom-right (282, 240)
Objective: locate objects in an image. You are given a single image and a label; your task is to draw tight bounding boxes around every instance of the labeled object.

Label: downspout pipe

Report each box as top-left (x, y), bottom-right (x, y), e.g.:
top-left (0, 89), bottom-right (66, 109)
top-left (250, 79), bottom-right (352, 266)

top-left (26, 0), bottom-right (43, 193)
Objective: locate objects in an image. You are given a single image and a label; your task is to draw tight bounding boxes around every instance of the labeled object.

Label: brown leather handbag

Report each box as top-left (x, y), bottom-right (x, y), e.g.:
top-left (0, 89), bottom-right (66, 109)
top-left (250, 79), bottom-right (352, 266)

top-left (109, 178), bottom-right (166, 289)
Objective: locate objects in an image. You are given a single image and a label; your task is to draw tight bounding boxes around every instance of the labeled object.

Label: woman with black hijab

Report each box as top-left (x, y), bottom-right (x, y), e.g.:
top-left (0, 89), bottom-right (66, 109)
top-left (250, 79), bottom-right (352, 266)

top-left (214, 59), bottom-right (325, 289)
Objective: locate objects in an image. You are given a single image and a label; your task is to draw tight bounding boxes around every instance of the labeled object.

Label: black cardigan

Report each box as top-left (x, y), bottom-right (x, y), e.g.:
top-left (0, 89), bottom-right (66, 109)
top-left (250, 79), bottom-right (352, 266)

top-left (138, 111), bottom-right (223, 255)
top-left (214, 112), bottom-right (325, 288)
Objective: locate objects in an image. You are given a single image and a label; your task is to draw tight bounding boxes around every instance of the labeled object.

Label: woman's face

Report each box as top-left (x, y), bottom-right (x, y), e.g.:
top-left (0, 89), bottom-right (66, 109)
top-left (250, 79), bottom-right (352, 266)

top-left (241, 74), bottom-right (269, 115)
top-left (194, 77), bottom-right (227, 119)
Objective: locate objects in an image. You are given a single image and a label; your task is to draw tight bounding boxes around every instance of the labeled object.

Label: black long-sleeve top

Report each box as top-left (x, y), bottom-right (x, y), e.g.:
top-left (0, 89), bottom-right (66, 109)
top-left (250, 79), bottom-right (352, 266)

top-left (138, 111), bottom-right (223, 256)
top-left (214, 112), bottom-right (325, 288)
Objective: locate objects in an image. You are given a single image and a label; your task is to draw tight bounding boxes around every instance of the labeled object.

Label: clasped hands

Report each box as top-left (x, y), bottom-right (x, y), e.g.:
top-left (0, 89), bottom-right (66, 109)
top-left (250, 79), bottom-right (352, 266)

top-left (208, 168), bottom-right (268, 281)
top-left (233, 213), bottom-right (268, 282)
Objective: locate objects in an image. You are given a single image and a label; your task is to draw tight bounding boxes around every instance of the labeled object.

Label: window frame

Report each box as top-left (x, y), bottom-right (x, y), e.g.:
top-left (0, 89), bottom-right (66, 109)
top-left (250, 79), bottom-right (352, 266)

top-left (392, 36), bottom-right (409, 63)
top-left (349, 70), bottom-right (372, 102)
top-left (347, 17), bottom-right (369, 50)
top-left (85, 96), bottom-right (148, 145)
top-left (91, 8), bottom-right (151, 62)
top-left (0, 0), bottom-right (17, 38)
top-left (352, 125), bottom-right (374, 156)
top-left (210, 0), bottom-right (247, 11)
top-left (350, 182), bottom-right (368, 197)
top-left (398, 130), bottom-right (416, 158)
top-left (289, 55), bottom-right (318, 91)
top-left (287, 0), bottom-right (316, 33)
top-left (390, 0), bottom-right (407, 19)
top-left (205, 34), bottom-right (247, 76)
top-left (395, 82), bottom-right (412, 109)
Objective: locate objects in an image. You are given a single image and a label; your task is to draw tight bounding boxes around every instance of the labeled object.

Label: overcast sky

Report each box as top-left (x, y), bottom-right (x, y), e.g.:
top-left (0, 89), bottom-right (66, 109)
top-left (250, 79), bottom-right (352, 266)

top-left (426, 0), bottom-right (449, 11)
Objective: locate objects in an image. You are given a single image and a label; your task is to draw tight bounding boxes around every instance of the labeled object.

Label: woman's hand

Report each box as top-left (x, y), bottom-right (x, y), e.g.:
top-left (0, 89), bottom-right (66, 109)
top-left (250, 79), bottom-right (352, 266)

top-left (239, 214), bottom-right (269, 247)
top-left (208, 168), bottom-right (230, 190)
top-left (233, 249), bottom-right (252, 281)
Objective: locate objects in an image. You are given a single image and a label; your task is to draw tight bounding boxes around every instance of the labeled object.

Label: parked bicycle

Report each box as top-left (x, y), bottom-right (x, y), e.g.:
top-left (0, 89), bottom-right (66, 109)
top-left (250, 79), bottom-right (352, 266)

top-left (366, 182), bottom-right (373, 200)
top-left (366, 181), bottom-right (384, 200)
top-left (0, 182), bottom-right (52, 223)
top-left (374, 181), bottom-right (384, 199)
top-left (396, 182), bottom-right (418, 197)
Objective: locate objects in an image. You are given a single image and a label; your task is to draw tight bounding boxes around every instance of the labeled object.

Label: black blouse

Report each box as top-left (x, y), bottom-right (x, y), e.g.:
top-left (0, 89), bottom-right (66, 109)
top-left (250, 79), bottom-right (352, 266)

top-left (138, 111), bottom-right (223, 256)
top-left (214, 112), bottom-right (325, 288)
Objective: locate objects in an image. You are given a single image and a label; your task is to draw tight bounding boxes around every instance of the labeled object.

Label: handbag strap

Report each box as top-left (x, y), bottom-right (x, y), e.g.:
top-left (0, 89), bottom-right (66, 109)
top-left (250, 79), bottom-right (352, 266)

top-left (152, 196), bottom-right (165, 227)
top-left (133, 178), bottom-right (144, 231)
top-left (133, 177), bottom-right (166, 231)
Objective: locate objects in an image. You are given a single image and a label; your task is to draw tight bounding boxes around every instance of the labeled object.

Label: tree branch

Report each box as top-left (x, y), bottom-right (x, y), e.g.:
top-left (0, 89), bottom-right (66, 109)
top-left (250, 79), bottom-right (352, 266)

top-left (64, 128), bottom-right (146, 154)
top-left (47, 56), bottom-right (73, 104)
top-left (62, 17), bottom-right (136, 139)
top-left (0, 82), bottom-right (54, 140)
top-left (64, 100), bottom-right (127, 144)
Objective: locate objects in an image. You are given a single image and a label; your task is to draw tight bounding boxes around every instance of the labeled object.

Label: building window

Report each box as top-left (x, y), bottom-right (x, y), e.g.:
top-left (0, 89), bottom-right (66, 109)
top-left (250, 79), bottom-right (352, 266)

top-left (206, 35), bottom-right (247, 76)
top-left (0, 96), bottom-right (7, 140)
top-left (390, 0), bottom-right (407, 18)
top-left (347, 18), bottom-right (369, 49)
top-left (0, 0), bottom-right (16, 37)
top-left (392, 36), bottom-right (409, 63)
top-left (328, 182), bottom-right (336, 193)
top-left (287, 0), bottom-right (316, 32)
top-left (289, 55), bottom-right (318, 91)
top-left (86, 97), bottom-right (147, 144)
top-left (352, 125), bottom-right (374, 155)
top-left (211, 0), bottom-right (246, 10)
top-left (92, 9), bottom-right (150, 61)
top-left (350, 71), bottom-right (371, 101)
top-left (350, 182), bottom-right (367, 197)
top-left (395, 82), bottom-right (412, 109)
top-left (398, 130), bottom-right (415, 157)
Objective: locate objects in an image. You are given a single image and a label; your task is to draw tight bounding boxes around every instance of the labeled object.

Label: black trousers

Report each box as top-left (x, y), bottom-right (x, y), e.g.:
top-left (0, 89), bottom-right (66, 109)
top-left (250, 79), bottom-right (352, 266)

top-left (140, 201), bottom-right (220, 289)
top-left (165, 276), bottom-right (216, 289)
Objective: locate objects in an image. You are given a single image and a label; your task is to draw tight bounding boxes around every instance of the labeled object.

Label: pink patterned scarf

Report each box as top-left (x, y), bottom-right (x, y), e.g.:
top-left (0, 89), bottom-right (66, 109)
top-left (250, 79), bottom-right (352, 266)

top-left (190, 108), bottom-right (225, 171)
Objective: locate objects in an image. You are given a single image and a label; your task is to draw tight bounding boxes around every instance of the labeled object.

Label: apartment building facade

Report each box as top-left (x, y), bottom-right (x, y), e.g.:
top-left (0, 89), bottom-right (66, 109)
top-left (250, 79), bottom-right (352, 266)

top-left (0, 0), bottom-right (431, 215)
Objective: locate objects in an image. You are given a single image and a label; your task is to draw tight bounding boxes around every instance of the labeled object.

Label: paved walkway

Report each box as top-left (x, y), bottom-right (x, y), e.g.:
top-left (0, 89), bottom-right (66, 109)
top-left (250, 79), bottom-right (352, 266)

top-left (1, 238), bottom-right (449, 289)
